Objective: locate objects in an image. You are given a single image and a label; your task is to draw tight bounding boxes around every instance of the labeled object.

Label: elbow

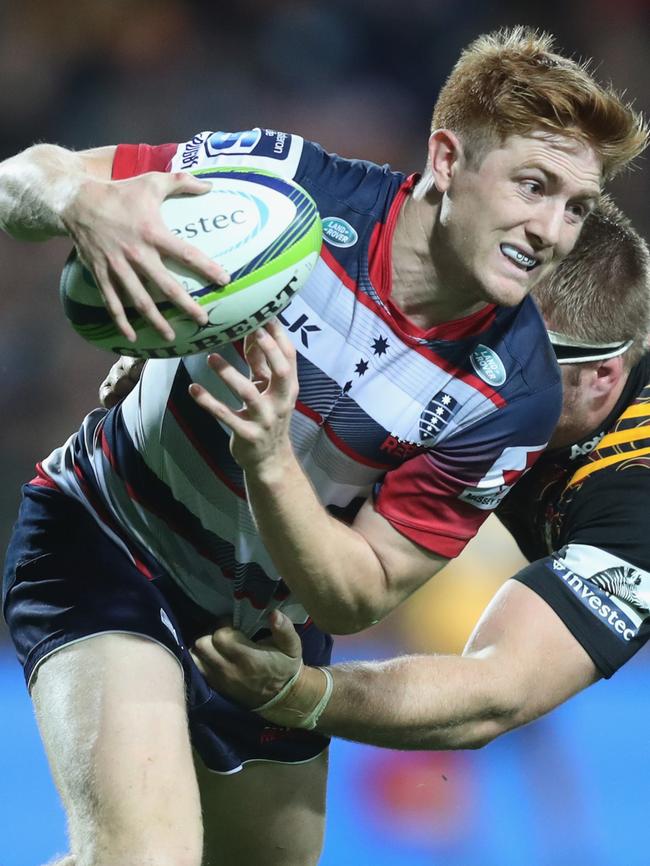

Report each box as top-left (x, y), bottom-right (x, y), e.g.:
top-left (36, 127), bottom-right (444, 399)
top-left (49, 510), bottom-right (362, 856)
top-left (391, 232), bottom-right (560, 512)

top-left (444, 698), bottom-right (526, 751)
top-left (310, 600), bottom-right (385, 636)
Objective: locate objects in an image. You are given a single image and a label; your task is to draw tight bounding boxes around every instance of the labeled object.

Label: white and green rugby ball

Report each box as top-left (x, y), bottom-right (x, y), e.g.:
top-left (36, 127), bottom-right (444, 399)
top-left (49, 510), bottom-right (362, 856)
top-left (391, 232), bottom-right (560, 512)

top-left (60, 167), bottom-right (322, 358)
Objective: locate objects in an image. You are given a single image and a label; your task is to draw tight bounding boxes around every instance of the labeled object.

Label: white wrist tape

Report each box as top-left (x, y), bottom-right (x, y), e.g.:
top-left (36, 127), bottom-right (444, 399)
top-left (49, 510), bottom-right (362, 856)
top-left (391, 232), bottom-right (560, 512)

top-left (300, 667), bottom-right (334, 730)
top-left (253, 662), bottom-right (304, 713)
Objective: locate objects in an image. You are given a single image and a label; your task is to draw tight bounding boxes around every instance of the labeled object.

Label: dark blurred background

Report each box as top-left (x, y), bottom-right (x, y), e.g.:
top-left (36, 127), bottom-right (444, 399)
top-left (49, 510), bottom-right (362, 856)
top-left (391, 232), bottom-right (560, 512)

top-left (1, 2), bottom-right (649, 864)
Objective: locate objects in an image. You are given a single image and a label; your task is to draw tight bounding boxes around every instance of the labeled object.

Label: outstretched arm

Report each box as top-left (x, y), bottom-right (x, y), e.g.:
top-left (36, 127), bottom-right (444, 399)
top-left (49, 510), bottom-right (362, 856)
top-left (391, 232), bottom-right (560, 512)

top-left (0, 143), bottom-right (229, 340)
top-left (192, 579), bottom-right (599, 749)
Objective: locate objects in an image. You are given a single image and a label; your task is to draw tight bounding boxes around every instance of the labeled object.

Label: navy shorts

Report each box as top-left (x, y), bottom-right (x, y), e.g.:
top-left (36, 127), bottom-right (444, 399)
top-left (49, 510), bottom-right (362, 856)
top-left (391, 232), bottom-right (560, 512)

top-left (3, 483), bottom-right (332, 774)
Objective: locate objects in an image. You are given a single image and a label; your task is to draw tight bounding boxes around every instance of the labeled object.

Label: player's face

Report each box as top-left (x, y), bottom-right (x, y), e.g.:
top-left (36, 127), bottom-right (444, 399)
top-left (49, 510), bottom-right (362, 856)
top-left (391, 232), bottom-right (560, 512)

top-left (437, 132), bottom-right (602, 307)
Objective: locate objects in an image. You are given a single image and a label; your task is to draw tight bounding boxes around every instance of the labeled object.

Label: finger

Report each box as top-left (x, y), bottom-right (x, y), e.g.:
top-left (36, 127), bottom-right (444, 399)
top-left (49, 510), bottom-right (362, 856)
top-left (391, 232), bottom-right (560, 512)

top-left (91, 265), bottom-right (137, 342)
top-left (188, 382), bottom-right (258, 437)
top-left (162, 235), bottom-right (230, 287)
top-left (165, 171), bottom-right (213, 195)
top-left (137, 254), bottom-right (209, 326)
top-left (211, 626), bottom-right (256, 655)
top-left (251, 328), bottom-right (296, 399)
top-left (193, 634), bottom-right (222, 662)
top-left (189, 649), bottom-right (209, 677)
top-left (244, 335), bottom-right (272, 389)
top-left (269, 611), bottom-right (303, 660)
top-left (265, 318), bottom-right (296, 359)
top-left (206, 353), bottom-right (266, 411)
top-left (107, 259), bottom-right (176, 341)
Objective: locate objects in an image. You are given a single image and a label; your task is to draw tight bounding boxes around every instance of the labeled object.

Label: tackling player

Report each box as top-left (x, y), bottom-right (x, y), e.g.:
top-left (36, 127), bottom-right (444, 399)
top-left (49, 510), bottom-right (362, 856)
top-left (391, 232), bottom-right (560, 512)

top-left (0, 28), bottom-right (645, 866)
top-left (191, 201), bottom-right (650, 753)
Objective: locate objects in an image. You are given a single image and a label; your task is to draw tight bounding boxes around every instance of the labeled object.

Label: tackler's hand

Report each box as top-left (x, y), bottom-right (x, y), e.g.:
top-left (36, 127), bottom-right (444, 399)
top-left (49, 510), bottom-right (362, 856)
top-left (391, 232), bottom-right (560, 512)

top-left (191, 610), bottom-right (303, 709)
top-left (99, 356), bottom-right (146, 409)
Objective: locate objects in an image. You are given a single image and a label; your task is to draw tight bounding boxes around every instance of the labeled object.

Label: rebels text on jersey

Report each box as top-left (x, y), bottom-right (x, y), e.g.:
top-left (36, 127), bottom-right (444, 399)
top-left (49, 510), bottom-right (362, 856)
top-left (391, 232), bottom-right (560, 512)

top-left (37, 128), bottom-right (561, 634)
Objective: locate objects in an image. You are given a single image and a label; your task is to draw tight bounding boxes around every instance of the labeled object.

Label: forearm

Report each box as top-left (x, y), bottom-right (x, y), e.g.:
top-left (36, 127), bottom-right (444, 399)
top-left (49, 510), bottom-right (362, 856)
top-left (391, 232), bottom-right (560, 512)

top-left (0, 144), bottom-right (83, 239)
top-left (245, 455), bottom-right (391, 633)
top-left (260, 654), bottom-right (520, 749)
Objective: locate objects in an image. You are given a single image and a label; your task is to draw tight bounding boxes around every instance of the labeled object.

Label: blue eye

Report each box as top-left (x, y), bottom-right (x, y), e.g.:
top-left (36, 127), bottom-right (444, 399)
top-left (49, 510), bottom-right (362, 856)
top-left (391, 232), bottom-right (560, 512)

top-left (521, 180), bottom-right (542, 195)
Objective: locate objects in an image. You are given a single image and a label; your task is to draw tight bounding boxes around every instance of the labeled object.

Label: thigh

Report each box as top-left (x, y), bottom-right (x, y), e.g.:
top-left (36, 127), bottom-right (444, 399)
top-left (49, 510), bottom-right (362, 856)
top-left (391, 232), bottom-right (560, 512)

top-left (31, 634), bottom-right (203, 866)
top-left (196, 750), bottom-right (328, 866)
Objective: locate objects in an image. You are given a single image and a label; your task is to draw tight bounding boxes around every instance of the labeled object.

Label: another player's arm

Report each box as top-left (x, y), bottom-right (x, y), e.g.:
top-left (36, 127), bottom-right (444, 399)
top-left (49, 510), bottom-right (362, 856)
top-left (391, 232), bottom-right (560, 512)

top-left (193, 579), bottom-right (599, 749)
top-left (0, 142), bottom-right (228, 340)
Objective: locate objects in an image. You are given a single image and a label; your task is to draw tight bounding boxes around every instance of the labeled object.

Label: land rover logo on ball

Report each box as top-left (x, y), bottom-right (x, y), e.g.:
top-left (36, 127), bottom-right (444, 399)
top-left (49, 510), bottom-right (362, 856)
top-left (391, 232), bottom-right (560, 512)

top-left (322, 217), bottom-right (358, 248)
top-left (470, 344), bottom-right (506, 387)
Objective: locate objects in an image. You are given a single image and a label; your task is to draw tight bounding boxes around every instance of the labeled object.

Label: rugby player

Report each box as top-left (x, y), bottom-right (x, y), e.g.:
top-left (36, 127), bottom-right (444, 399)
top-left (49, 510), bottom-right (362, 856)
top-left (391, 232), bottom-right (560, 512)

top-left (191, 201), bottom-right (650, 750)
top-left (0, 28), bottom-right (645, 866)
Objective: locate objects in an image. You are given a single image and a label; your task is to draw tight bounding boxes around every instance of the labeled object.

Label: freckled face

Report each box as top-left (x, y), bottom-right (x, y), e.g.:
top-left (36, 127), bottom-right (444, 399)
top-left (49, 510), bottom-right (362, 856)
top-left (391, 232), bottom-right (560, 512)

top-left (436, 133), bottom-right (602, 307)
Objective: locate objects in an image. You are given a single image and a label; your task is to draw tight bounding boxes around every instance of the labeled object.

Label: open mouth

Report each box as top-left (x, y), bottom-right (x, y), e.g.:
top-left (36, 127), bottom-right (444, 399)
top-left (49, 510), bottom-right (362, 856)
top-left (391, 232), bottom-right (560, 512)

top-left (500, 243), bottom-right (539, 272)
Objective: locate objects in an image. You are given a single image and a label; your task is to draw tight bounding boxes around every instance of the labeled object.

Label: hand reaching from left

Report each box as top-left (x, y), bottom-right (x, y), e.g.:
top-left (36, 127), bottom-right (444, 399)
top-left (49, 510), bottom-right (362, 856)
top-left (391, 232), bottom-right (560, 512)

top-left (188, 319), bottom-right (298, 478)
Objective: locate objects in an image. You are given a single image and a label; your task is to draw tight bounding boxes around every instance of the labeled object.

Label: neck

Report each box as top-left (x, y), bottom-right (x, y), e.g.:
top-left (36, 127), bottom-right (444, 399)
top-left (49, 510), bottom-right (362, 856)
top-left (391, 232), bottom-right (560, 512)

top-left (390, 191), bottom-right (487, 329)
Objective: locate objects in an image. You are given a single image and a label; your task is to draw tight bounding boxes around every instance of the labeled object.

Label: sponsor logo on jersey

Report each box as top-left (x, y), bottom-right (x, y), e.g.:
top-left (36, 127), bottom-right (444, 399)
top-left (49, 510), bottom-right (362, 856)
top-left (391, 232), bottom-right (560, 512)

top-left (546, 556), bottom-right (638, 641)
top-left (380, 433), bottom-right (427, 458)
top-left (322, 217), bottom-right (358, 248)
top-left (419, 390), bottom-right (459, 443)
top-left (590, 566), bottom-right (650, 612)
top-left (206, 129), bottom-right (262, 156)
top-left (277, 310), bottom-right (322, 349)
top-left (180, 131), bottom-right (209, 169)
top-left (569, 432), bottom-right (605, 460)
top-left (460, 484), bottom-right (511, 510)
top-left (470, 344), bottom-right (507, 387)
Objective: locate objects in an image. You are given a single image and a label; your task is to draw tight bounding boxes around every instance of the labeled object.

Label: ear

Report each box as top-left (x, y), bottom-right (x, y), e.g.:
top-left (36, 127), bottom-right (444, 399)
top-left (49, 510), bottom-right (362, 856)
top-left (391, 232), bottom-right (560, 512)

top-left (427, 129), bottom-right (463, 193)
top-left (591, 355), bottom-right (626, 398)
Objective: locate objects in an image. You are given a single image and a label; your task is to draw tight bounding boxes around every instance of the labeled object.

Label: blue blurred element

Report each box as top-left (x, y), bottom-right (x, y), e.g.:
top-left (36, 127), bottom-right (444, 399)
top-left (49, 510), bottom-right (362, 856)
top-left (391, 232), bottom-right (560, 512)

top-left (2, 643), bottom-right (649, 866)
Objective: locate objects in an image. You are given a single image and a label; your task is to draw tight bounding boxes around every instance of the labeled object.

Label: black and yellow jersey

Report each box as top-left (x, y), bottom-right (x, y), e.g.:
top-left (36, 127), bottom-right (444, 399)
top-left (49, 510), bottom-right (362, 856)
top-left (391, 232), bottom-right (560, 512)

top-left (497, 354), bottom-right (650, 677)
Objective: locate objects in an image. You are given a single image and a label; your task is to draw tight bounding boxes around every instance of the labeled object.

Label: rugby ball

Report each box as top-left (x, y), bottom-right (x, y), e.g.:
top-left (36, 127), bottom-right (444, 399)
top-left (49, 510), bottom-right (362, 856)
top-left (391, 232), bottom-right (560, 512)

top-left (60, 167), bottom-right (322, 358)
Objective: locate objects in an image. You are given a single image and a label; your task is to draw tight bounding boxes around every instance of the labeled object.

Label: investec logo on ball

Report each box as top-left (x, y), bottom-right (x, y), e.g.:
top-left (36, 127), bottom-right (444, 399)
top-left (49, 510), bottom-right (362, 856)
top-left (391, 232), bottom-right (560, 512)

top-left (470, 344), bottom-right (506, 387)
top-left (163, 185), bottom-right (279, 265)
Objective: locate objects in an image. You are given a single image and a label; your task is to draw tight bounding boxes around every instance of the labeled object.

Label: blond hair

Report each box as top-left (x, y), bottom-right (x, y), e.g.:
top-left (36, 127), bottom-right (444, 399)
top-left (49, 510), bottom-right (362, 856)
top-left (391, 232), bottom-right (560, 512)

top-left (533, 197), bottom-right (650, 368)
top-left (415, 26), bottom-right (647, 196)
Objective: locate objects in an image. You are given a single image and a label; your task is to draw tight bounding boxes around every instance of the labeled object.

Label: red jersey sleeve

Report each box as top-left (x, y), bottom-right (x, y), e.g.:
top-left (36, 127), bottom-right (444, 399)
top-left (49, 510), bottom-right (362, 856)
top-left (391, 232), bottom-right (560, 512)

top-left (111, 143), bottom-right (178, 180)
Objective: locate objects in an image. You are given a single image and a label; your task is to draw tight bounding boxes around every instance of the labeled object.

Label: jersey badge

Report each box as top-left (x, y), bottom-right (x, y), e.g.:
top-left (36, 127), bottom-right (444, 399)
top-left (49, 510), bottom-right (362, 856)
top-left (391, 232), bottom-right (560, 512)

top-left (419, 390), bottom-right (459, 443)
top-left (322, 217), bottom-right (358, 248)
top-left (470, 344), bottom-right (506, 387)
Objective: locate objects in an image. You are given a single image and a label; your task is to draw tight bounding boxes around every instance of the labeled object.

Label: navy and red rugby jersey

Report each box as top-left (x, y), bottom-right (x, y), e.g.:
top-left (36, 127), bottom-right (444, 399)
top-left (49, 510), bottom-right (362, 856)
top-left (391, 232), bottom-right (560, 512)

top-left (38, 128), bottom-right (562, 634)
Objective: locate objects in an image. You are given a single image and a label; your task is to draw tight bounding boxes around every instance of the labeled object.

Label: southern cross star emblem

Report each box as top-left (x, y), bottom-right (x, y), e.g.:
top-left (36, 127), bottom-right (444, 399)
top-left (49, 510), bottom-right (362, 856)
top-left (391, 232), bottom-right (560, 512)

top-left (371, 336), bottom-right (389, 356)
top-left (354, 359), bottom-right (369, 376)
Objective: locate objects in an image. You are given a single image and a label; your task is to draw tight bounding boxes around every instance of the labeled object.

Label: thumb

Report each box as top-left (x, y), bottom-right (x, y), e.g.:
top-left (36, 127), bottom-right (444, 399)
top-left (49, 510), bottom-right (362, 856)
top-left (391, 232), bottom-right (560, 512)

top-left (168, 170), bottom-right (213, 197)
top-left (269, 611), bottom-right (302, 660)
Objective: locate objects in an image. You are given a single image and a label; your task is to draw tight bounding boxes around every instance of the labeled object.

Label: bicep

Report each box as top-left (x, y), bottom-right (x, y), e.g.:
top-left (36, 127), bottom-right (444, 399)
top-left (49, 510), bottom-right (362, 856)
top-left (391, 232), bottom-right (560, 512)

top-left (464, 579), bottom-right (600, 726)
